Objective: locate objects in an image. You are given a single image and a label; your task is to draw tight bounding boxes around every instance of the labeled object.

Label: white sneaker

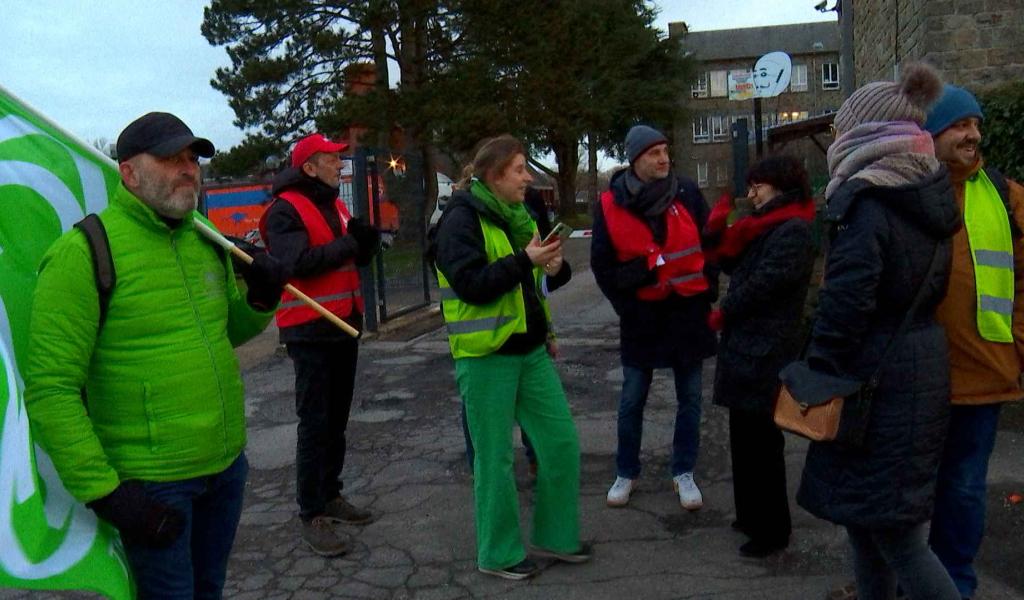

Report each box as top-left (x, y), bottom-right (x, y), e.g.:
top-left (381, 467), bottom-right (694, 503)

top-left (606, 476), bottom-right (636, 507)
top-left (673, 472), bottom-right (703, 511)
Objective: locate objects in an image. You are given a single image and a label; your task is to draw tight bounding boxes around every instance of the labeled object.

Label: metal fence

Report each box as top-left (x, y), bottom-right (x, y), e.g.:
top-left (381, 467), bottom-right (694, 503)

top-left (343, 148), bottom-right (431, 330)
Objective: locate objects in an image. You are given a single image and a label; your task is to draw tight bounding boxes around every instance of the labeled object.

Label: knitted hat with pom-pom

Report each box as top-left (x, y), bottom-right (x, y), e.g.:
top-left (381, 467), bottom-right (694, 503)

top-left (833, 63), bottom-right (944, 135)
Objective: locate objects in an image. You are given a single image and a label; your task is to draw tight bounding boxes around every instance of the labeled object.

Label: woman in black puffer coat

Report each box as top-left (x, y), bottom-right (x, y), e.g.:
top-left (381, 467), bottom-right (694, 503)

top-left (705, 155), bottom-right (817, 558)
top-left (792, 64), bottom-right (961, 599)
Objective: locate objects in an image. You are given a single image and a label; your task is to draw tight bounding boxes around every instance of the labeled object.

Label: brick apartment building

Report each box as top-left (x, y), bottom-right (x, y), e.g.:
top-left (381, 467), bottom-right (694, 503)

top-left (668, 21), bottom-right (842, 200)
top-left (846, 0), bottom-right (1024, 90)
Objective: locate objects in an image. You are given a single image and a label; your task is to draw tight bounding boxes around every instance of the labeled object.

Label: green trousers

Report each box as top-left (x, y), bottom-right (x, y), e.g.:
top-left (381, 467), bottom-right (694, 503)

top-left (455, 345), bottom-right (581, 570)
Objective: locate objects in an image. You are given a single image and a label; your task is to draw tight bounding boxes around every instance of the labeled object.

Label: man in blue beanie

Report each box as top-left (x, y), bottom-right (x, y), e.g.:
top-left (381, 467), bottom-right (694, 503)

top-left (926, 84), bottom-right (1024, 599)
top-left (591, 125), bottom-right (717, 513)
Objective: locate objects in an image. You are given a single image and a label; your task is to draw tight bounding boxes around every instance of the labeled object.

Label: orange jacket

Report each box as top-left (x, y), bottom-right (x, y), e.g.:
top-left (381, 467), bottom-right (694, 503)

top-left (935, 159), bottom-right (1024, 404)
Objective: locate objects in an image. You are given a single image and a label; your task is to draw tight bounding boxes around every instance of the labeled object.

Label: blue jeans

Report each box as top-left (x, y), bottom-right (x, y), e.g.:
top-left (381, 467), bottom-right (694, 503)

top-left (847, 523), bottom-right (959, 600)
top-left (928, 403), bottom-right (1002, 598)
top-left (123, 453), bottom-right (248, 600)
top-left (616, 360), bottom-right (702, 479)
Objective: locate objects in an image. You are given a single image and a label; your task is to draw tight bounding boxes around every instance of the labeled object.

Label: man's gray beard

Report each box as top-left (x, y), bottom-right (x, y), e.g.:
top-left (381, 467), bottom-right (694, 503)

top-left (138, 179), bottom-right (198, 219)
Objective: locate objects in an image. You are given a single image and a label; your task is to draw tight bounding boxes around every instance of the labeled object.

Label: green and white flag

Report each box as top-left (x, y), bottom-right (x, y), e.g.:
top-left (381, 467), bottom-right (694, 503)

top-left (0, 86), bottom-right (134, 599)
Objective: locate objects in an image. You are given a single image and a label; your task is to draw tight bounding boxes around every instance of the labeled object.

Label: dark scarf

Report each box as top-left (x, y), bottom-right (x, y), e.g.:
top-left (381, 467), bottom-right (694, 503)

top-left (615, 169), bottom-right (678, 244)
top-left (704, 190), bottom-right (816, 266)
top-left (298, 174), bottom-right (340, 206)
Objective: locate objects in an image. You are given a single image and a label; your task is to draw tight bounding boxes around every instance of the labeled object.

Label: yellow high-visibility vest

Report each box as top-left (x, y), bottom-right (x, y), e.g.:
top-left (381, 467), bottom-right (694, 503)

top-left (965, 169), bottom-right (1015, 343)
top-left (436, 215), bottom-right (552, 358)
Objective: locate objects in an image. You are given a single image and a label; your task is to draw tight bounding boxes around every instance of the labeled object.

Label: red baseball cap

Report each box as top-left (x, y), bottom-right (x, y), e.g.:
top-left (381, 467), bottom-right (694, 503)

top-left (291, 133), bottom-right (349, 167)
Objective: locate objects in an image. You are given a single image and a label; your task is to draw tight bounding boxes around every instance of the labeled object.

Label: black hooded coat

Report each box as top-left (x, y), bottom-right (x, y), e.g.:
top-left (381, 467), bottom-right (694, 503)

top-left (796, 168), bottom-right (961, 529)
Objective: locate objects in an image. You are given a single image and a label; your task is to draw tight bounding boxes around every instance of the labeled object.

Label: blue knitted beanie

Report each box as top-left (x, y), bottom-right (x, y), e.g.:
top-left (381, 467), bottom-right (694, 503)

top-left (625, 125), bottom-right (668, 164)
top-left (924, 84), bottom-right (984, 136)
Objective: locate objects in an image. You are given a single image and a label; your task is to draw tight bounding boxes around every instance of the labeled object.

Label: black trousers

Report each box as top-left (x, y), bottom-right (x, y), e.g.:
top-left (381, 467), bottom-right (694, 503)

top-left (287, 340), bottom-right (359, 521)
top-left (729, 408), bottom-right (791, 544)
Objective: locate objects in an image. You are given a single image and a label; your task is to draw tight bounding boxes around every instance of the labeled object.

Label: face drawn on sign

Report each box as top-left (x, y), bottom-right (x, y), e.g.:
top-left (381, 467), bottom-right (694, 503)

top-left (753, 51), bottom-right (792, 98)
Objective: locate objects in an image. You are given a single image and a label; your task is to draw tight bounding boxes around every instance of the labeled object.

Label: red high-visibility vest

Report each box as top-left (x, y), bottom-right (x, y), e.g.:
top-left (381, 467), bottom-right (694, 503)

top-left (261, 190), bottom-right (363, 327)
top-left (600, 190), bottom-right (708, 300)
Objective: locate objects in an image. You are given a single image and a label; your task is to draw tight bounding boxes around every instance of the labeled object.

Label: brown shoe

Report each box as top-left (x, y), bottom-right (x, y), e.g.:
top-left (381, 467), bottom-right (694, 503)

top-left (301, 516), bottom-right (349, 557)
top-left (323, 496), bottom-right (375, 525)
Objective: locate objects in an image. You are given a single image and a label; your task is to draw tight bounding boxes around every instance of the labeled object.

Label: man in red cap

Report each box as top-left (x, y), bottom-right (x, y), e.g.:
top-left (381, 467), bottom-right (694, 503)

top-left (260, 133), bottom-right (381, 556)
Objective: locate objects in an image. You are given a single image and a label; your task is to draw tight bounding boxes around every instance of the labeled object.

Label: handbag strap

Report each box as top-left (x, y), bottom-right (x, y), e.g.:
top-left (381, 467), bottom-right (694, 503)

top-left (865, 243), bottom-right (944, 391)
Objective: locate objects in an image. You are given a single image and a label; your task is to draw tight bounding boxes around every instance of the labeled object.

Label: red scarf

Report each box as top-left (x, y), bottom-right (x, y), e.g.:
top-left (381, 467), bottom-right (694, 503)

top-left (704, 192), bottom-right (816, 262)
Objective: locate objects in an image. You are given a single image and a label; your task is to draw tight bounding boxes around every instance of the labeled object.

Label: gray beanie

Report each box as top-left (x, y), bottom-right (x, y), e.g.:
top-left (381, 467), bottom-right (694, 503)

top-left (833, 63), bottom-right (943, 135)
top-left (625, 125), bottom-right (668, 164)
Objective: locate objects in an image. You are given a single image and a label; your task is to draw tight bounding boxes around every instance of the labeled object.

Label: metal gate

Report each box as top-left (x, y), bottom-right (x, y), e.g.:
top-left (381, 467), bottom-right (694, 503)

top-left (341, 148), bottom-right (431, 331)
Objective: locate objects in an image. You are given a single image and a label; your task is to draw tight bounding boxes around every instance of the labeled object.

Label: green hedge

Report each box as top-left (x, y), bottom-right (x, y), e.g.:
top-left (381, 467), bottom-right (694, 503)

top-left (978, 81), bottom-right (1024, 181)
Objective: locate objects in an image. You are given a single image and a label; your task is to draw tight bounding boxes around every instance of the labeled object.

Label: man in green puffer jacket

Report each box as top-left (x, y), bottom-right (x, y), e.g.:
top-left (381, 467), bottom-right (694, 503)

top-left (24, 112), bottom-right (288, 599)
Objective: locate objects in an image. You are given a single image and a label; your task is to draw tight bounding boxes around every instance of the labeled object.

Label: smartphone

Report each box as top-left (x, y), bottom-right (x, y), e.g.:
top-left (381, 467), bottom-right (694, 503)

top-left (542, 222), bottom-right (573, 245)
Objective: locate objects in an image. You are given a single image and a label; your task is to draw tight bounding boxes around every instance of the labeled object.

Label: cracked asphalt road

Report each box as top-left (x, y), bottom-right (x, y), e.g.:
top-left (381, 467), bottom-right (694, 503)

top-left (6, 238), bottom-right (1023, 599)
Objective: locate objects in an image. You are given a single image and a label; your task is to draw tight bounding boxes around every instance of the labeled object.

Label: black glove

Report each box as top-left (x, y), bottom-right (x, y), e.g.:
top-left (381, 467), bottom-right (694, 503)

top-left (347, 218), bottom-right (381, 253)
top-left (87, 481), bottom-right (185, 549)
top-left (242, 252), bottom-right (291, 310)
top-left (325, 235), bottom-right (360, 262)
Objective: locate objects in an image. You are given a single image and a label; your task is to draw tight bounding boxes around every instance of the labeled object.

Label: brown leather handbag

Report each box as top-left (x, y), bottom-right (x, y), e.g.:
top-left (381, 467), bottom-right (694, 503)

top-left (774, 363), bottom-right (866, 443)
top-left (775, 247), bottom-right (942, 444)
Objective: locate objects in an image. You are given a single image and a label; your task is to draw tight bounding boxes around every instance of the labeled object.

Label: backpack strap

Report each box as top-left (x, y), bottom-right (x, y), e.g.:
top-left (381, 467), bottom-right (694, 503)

top-left (73, 214), bottom-right (116, 326)
top-left (983, 166), bottom-right (1020, 238)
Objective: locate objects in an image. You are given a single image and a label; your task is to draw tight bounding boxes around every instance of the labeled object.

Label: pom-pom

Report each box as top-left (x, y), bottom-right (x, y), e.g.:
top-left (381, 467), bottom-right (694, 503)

top-left (899, 62), bottom-right (943, 110)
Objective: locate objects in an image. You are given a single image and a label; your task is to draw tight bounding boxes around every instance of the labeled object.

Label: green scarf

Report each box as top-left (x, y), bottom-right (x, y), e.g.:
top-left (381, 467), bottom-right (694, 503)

top-left (469, 179), bottom-right (536, 248)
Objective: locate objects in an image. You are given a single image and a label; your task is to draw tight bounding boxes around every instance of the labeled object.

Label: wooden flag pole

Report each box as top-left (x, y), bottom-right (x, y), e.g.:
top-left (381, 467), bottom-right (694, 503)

top-left (194, 219), bottom-right (360, 338)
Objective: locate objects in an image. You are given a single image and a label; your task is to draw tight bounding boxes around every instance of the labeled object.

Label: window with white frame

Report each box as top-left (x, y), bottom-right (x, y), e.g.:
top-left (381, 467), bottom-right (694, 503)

top-left (692, 116), bottom-right (709, 143)
top-left (696, 162), bottom-right (709, 188)
top-left (822, 63), bottom-right (840, 90)
top-left (790, 64), bottom-right (808, 92)
top-left (709, 70), bottom-right (728, 98)
top-left (691, 74), bottom-right (708, 98)
top-left (711, 115), bottom-right (728, 142)
top-left (716, 164), bottom-right (729, 184)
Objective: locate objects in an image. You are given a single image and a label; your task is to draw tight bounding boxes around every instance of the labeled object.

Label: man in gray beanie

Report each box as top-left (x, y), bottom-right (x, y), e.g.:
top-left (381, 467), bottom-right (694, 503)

top-left (591, 125), bottom-right (716, 513)
top-left (925, 84), bottom-right (1024, 600)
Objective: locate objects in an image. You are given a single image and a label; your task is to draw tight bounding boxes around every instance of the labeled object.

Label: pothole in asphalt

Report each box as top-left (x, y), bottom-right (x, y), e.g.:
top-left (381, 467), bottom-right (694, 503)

top-left (351, 409), bottom-right (405, 423)
top-left (368, 390), bottom-right (416, 407)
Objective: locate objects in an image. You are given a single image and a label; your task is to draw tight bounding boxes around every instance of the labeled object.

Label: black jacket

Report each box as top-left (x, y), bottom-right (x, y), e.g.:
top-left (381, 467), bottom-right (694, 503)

top-left (434, 191), bottom-right (571, 354)
top-left (712, 206), bottom-right (816, 413)
top-left (796, 168), bottom-right (961, 529)
top-left (591, 169), bottom-right (717, 368)
top-left (262, 167), bottom-right (380, 343)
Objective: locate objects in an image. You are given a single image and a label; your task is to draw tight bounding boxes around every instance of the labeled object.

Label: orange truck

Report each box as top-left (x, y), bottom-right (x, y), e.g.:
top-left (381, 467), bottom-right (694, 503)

top-left (202, 173), bottom-right (399, 244)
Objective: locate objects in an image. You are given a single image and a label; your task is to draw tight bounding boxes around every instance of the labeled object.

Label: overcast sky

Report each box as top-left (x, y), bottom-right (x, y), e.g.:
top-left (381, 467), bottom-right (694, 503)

top-left (0, 1), bottom-right (835, 156)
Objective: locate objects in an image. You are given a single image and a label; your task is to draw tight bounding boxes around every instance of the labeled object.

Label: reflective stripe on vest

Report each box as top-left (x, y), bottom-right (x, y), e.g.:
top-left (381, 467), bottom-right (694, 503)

top-left (436, 214), bottom-right (550, 359)
top-left (445, 315), bottom-right (517, 335)
top-left (262, 190), bottom-right (364, 327)
top-left (965, 169), bottom-right (1014, 342)
top-left (280, 289), bottom-right (362, 309)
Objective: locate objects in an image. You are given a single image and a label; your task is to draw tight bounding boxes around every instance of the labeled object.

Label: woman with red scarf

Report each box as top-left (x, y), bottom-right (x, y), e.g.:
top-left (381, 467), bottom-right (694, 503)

top-left (704, 155), bottom-right (817, 558)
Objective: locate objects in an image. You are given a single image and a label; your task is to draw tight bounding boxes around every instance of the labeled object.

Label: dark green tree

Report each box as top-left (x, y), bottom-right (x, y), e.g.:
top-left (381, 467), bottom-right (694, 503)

top-left (207, 133), bottom-right (284, 178)
top-left (202, 0), bottom-right (458, 232)
top-left (978, 80), bottom-right (1024, 181)
top-left (438, 0), bottom-right (691, 214)
top-left (202, 1), bottom-right (691, 216)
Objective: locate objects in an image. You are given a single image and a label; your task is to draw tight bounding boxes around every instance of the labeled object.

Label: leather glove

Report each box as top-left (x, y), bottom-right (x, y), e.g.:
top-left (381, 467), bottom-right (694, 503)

top-left (242, 252), bottom-right (291, 310)
top-left (87, 481), bottom-right (185, 549)
top-left (347, 218), bottom-right (381, 252)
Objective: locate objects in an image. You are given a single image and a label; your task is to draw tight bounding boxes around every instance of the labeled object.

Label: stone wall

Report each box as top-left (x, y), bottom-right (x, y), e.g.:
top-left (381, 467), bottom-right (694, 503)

top-left (853, 0), bottom-right (1024, 89)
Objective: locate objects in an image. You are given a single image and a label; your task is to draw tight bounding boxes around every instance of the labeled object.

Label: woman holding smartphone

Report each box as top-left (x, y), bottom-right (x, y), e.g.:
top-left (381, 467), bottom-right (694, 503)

top-left (434, 135), bottom-right (588, 580)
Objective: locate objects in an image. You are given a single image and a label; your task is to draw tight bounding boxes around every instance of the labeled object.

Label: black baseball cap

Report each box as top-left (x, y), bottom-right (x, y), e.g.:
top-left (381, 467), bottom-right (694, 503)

top-left (115, 112), bottom-right (215, 162)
